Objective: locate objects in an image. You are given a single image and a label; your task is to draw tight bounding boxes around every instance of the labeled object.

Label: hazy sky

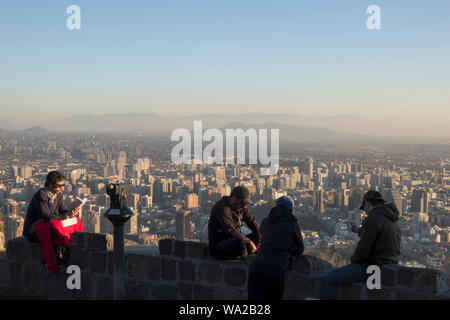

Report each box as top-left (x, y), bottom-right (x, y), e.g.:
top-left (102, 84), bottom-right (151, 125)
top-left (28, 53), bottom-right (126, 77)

top-left (0, 0), bottom-right (449, 126)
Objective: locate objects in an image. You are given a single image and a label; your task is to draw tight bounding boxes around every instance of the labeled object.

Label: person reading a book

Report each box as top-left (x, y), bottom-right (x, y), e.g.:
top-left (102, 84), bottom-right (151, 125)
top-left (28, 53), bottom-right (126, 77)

top-left (23, 171), bottom-right (82, 269)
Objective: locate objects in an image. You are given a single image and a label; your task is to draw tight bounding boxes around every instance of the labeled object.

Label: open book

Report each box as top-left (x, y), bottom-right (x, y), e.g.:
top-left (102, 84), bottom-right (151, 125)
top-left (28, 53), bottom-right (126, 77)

top-left (67, 197), bottom-right (88, 211)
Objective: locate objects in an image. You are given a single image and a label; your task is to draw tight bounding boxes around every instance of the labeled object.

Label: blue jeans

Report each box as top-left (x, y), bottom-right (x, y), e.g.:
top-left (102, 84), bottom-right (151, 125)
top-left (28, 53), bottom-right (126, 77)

top-left (319, 263), bottom-right (369, 300)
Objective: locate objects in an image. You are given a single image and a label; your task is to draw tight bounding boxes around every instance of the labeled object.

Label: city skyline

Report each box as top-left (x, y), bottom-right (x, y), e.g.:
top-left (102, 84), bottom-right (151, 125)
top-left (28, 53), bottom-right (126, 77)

top-left (1, 132), bottom-right (449, 274)
top-left (1, 1), bottom-right (449, 127)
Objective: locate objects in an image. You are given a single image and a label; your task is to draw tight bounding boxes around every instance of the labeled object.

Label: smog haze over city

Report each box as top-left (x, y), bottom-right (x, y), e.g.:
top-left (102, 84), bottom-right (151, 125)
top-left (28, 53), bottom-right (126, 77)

top-left (0, 0), bottom-right (449, 302)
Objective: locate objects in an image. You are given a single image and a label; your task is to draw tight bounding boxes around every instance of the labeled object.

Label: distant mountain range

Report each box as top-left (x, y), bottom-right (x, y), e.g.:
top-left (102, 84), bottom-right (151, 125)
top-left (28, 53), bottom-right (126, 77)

top-left (1, 113), bottom-right (450, 140)
top-left (0, 125), bottom-right (49, 134)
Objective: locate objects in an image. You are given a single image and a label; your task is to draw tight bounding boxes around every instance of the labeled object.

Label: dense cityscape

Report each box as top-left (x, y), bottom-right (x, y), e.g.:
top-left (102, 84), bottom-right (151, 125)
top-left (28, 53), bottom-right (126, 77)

top-left (0, 132), bottom-right (449, 276)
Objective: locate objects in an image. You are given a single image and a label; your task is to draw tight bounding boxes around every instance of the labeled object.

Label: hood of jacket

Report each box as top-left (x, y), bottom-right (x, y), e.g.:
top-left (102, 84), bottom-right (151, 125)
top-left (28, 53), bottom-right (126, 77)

top-left (267, 206), bottom-right (298, 223)
top-left (372, 203), bottom-right (400, 222)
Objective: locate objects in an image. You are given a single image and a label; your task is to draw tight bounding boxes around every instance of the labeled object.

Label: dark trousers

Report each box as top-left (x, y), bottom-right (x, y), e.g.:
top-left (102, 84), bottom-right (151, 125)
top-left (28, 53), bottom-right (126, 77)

top-left (211, 233), bottom-right (259, 260)
top-left (25, 221), bottom-right (41, 243)
top-left (318, 263), bottom-right (369, 300)
top-left (248, 262), bottom-right (285, 300)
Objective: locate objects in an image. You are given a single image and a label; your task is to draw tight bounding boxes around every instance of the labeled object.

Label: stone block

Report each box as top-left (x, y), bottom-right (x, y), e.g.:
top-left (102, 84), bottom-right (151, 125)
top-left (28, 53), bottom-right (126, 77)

top-left (30, 242), bottom-right (45, 264)
top-left (199, 263), bottom-right (223, 284)
top-left (159, 239), bottom-right (173, 256)
top-left (126, 254), bottom-right (148, 280)
top-left (48, 269), bottom-right (93, 300)
top-left (161, 258), bottom-right (177, 281)
top-left (47, 271), bottom-right (73, 299)
top-left (179, 260), bottom-right (195, 281)
top-left (69, 248), bottom-right (90, 269)
top-left (366, 287), bottom-right (395, 300)
top-left (337, 282), bottom-right (364, 300)
top-left (70, 232), bottom-right (86, 250)
top-left (283, 272), bottom-right (317, 299)
top-left (126, 280), bottom-right (152, 299)
top-left (178, 282), bottom-right (193, 299)
top-left (0, 260), bottom-right (10, 289)
top-left (193, 284), bottom-right (214, 300)
top-left (9, 261), bottom-right (24, 286)
top-left (224, 267), bottom-right (247, 287)
top-left (415, 269), bottom-right (441, 295)
top-left (6, 237), bottom-right (31, 262)
top-left (186, 242), bottom-right (208, 259)
top-left (397, 268), bottom-right (417, 288)
top-left (214, 286), bottom-right (243, 300)
top-left (23, 263), bottom-right (43, 288)
top-left (86, 233), bottom-right (107, 251)
top-left (381, 264), bottom-right (398, 287)
top-left (395, 288), bottom-right (429, 300)
top-left (174, 241), bottom-right (186, 258)
top-left (91, 274), bottom-right (113, 299)
top-left (146, 256), bottom-right (161, 281)
top-left (152, 285), bottom-right (178, 300)
top-left (291, 255), bottom-right (313, 274)
top-left (297, 275), bottom-right (317, 299)
top-left (91, 251), bottom-right (107, 274)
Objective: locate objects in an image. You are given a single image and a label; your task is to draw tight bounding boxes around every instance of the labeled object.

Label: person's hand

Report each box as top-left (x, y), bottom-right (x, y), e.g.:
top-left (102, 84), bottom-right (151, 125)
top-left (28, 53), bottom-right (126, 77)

top-left (248, 240), bottom-right (257, 254)
top-left (356, 227), bottom-right (362, 237)
top-left (69, 207), bottom-right (80, 218)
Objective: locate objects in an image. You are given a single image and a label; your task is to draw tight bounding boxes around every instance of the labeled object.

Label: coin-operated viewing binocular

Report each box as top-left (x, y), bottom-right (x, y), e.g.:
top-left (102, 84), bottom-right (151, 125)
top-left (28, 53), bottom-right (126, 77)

top-left (103, 183), bottom-right (135, 299)
top-left (103, 183), bottom-right (134, 226)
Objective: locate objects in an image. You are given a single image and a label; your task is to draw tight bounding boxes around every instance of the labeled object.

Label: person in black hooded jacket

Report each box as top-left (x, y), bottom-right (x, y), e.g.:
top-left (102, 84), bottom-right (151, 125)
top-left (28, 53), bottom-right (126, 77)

top-left (248, 196), bottom-right (304, 300)
top-left (319, 190), bottom-right (401, 300)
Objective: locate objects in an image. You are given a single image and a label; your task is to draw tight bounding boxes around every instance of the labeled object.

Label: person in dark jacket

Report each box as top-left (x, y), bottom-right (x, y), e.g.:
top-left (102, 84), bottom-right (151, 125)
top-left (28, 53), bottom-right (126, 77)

top-left (319, 190), bottom-right (401, 299)
top-left (208, 186), bottom-right (261, 260)
top-left (248, 196), bottom-right (304, 300)
top-left (23, 171), bottom-right (80, 243)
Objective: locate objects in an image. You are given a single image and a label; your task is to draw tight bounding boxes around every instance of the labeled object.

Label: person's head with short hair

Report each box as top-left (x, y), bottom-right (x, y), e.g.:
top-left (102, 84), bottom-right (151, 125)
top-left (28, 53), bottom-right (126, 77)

top-left (276, 196), bottom-right (295, 214)
top-left (230, 186), bottom-right (253, 209)
top-left (359, 190), bottom-right (385, 214)
top-left (45, 170), bottom-right (66, 194)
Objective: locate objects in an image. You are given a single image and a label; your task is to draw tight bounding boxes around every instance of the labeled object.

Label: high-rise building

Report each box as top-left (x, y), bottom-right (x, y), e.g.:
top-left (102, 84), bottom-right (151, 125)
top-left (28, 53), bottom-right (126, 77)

top-left (3, 199), bottom-right (19, 217)
top-left (82, 209), bottom-right (100, 234)
top-left (411, 189), bottom-right (429, 214)
top-left (176, 210), bottom-right (191, 240)
top-left (184, 193), bottom-right (199, 209)
top-left (308, 158), bottom-right (314, 178)
top-left (263, 186), bottom-right (276, 202)
top-left (132, 193), bottom-right (140, 212)
top-left (124, 212), bottom-right (138, 235)
top-left (314, 188), bottom-right (324, 215)
top-left (100, 211), bottom-right (113, 234)
top-left (349, 188), bottom-right (364, 210)
top-left (141, 195), bottom-right (152, 208)
top-left (215, 167), bottom-right (227, 186)
top-left (382, 188), bottom-right (402, 215)
top-left (4, 214), bottom-right (24, 241)
top-left (370, 174), bottom-right (381, 188)
top-left (20, 166), bottom-right (33, 179)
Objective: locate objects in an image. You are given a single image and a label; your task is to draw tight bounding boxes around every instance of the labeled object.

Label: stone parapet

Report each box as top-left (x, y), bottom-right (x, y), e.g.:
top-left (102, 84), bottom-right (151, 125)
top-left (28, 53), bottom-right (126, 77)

top-left (0, 233), bottom-right (448, 300)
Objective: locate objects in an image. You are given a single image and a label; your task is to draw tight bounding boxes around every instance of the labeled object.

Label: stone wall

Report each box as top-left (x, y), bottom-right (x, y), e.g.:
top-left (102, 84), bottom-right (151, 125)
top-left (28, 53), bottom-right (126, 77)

top-left (0, 232), bottom-right (449, 300)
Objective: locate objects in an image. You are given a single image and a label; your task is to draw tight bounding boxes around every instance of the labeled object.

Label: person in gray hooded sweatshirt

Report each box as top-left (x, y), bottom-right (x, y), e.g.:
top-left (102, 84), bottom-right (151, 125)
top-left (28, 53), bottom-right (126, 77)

top-left (247, 196), bottom-right (304, 300)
